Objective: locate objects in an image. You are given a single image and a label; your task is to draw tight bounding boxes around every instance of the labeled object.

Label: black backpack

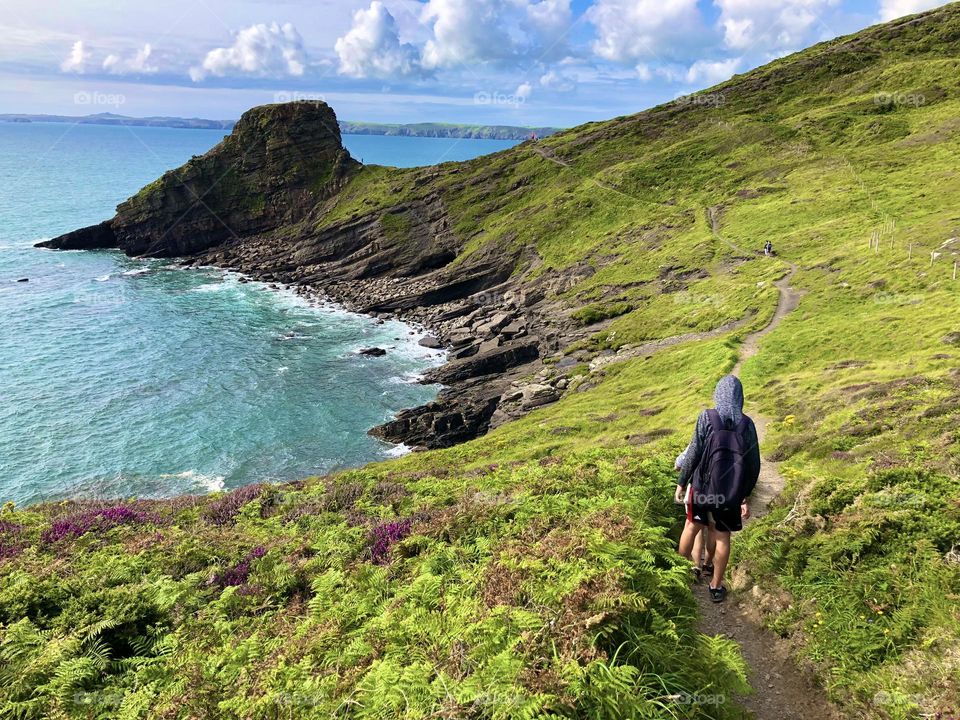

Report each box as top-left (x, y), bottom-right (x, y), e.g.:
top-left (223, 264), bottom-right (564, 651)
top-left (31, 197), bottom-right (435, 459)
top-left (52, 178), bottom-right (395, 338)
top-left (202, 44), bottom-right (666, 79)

top-left (694, 409), bottom-right (751, 508)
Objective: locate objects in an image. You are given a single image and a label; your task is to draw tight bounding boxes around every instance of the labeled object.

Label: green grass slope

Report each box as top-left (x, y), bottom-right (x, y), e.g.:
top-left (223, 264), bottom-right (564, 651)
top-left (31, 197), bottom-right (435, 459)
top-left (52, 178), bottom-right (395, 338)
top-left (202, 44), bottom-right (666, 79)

top-left (4, 4), bottom-right (960, 718)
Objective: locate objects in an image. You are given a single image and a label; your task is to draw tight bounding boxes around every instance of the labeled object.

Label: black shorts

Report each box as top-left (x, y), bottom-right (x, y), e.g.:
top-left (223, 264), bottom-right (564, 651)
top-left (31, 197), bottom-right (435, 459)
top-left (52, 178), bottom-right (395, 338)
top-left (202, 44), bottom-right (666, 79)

top-left (688, 499), bottom-right (743, 533)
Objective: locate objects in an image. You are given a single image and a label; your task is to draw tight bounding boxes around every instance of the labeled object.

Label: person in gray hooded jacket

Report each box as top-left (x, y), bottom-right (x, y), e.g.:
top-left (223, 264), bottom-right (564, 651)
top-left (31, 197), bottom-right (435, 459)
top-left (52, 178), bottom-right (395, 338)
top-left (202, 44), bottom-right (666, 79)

top-left (674, 375), bottom-right (761, 602)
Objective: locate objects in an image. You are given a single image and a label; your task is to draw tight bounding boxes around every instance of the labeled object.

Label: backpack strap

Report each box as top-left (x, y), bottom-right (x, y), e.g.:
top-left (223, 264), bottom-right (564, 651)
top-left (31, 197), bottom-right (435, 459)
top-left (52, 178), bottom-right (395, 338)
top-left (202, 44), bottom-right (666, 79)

top-left (705, 408), bottom-right (724, 433)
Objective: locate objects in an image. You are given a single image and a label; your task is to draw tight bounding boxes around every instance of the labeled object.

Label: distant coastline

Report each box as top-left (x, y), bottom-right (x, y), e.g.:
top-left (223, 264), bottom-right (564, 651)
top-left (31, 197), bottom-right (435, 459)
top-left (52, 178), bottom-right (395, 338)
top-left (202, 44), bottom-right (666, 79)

top-left (0, 112), bottom-right (234, 130)
top-left (0, 112), bottom-right (561, 140)
top-left (339, 121), bottom-right (559, 140)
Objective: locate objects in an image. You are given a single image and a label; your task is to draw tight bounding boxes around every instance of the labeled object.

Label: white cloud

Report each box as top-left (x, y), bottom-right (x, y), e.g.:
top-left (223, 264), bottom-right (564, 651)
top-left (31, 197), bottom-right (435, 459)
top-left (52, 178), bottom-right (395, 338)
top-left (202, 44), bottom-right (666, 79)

top-left (190, 22), bottom-right (306, 82)
top-left (515, 81), bottom-right (533, 100)
top-left (103, 44), bottom-right (158, 75)
top-left (878, 0), bottom-right (947, 21)
top-left (635, 63), bottom-right (654, 81)
top-left (588, 0), bottom-right (703, 63)
top-left (420, 0), bottom-right (573, 69)
top-left (60, 40), bottom-right (90, 73)
top-left (523, 0), bottom-right (574, 60)
top-left (335, 2), bottom-right (421, 78)
top-left (540, 68), bottom-right (576, 91)
top-left (684, 56), bottom-right (741, 83)
top-left (714, 0), bottom-right (839, 53)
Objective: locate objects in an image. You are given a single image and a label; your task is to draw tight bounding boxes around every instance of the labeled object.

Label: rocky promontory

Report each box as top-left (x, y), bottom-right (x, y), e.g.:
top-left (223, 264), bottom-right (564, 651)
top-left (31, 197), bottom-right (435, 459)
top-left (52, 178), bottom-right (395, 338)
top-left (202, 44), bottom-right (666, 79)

top-left (39, 102), bottom-right (358, 257)
top-left (39, 101), bottom-right (594, 449)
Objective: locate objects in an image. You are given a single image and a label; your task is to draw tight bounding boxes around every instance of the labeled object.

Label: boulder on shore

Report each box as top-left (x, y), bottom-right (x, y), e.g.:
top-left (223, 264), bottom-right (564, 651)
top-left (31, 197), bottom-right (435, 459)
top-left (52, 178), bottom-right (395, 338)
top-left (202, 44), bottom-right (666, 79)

top-left (521, 383), bottom-right (559, 409)
top-left (418, 335), bottom-right (443, 349)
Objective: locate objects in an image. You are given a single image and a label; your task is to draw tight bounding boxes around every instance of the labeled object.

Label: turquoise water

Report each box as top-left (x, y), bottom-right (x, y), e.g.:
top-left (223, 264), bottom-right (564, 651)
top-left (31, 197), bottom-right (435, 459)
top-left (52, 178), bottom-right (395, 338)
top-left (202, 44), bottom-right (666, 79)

top-left (343, 134), bottom-right (516, 167)
top-left (0, 123), bottom-right (512, 505)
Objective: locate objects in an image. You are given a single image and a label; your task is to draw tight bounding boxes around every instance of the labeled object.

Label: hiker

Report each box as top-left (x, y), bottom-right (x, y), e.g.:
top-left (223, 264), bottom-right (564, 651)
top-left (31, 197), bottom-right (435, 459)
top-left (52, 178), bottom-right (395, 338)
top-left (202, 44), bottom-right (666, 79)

top-left (675, 448), bottom-right (715, 579)
top-left (763, 240), bottom-right (773, 256)
top-left (675, 375), bottom-right (761, 603)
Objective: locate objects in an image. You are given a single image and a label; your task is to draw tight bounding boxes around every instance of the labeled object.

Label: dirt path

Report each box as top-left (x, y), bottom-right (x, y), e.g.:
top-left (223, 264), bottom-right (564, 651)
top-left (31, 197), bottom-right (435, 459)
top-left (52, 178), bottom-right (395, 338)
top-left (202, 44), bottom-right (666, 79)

top-left (692, 218), bottom-right (838, 719)
top-left (531, 144), bottom-right (624, 195)
top-left (588, 315), bottom-right (754, 372)
top-left (533, 159), bottom-right (834, 715)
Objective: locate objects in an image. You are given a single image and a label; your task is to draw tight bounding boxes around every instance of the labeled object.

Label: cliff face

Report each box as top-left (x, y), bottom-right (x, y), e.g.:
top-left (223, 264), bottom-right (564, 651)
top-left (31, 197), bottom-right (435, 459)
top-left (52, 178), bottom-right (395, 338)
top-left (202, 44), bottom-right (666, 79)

top-left (38, 99), bottom-right (563, 449)
top-left (38, 102), bottom-right (358, 256)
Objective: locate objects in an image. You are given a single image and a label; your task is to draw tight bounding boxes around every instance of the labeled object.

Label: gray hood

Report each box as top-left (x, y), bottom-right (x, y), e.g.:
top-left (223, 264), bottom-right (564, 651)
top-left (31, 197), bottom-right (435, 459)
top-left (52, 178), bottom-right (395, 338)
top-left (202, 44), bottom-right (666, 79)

top-left (714, 375), bottom-right (744, 426)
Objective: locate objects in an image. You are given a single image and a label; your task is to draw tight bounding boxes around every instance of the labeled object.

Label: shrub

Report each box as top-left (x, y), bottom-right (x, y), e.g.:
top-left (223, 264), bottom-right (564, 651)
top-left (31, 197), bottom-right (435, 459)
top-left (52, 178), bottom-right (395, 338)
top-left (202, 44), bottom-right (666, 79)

top-left (369, 519), bottom-right (412, 564)
top-left (40, 506), bottom-right (159, 544)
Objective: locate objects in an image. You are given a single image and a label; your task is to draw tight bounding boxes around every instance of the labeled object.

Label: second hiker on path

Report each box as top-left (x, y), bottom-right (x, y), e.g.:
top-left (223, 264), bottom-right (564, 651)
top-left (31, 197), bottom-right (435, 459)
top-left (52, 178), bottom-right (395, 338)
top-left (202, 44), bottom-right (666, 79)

top-left (675, 375), bottom-right (761, 603)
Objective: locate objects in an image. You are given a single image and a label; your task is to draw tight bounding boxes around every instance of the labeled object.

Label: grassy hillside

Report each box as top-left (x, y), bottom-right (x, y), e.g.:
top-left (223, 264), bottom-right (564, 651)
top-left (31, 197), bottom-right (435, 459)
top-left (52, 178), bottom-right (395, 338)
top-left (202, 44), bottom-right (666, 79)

top-left (4, 4), bottom-right (960, 718)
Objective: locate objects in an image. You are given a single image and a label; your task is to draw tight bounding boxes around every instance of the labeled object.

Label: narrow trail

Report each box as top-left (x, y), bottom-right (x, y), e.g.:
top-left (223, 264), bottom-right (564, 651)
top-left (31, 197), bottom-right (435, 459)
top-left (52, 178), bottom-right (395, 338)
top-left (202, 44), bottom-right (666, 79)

top-left (532, 152), bottom-right (836, 716)
top-left (694, 217), bottom-right (836, 719)
top-left (588, 314), bottom-right (754, 372)
top-left (531, 144), bottom-right (623, 195)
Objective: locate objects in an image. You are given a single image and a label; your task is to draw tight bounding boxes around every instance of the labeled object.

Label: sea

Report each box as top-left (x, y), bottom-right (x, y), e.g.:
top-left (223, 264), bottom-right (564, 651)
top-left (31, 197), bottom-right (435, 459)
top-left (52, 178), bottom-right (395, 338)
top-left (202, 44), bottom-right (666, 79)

top-left (0, 121), bottom-right (518, 505)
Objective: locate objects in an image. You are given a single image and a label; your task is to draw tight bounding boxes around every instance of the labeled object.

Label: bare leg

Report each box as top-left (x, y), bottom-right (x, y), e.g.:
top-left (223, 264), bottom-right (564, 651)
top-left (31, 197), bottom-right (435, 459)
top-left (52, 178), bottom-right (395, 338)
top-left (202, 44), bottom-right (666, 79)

top-left (692, 528), bottom-right (705, 568)
top-left (710, 531), bottom-right (732, 589)
top-left (705, 526), bottom-right (717, 565)
top-left (678, 520), bottom-right (704, 560)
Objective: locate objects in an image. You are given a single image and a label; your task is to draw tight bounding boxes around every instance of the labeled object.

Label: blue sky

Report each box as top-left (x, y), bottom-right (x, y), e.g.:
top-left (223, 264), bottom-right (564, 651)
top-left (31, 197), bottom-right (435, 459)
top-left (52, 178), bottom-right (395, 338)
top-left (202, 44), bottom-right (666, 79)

top-left (0, 0), bottom-right (950, 126)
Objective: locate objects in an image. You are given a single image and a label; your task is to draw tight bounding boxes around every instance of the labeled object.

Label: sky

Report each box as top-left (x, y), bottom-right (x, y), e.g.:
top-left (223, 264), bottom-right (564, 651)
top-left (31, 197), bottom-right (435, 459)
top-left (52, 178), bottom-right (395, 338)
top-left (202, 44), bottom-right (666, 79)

top-left (0, 0), bottom-right (951, 127)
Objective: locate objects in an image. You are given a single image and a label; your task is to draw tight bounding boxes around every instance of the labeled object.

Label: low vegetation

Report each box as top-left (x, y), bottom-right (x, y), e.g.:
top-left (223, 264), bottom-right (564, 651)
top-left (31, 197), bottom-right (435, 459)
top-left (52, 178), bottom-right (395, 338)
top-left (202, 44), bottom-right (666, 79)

top-left (4, 4), bottom-right (960, 718)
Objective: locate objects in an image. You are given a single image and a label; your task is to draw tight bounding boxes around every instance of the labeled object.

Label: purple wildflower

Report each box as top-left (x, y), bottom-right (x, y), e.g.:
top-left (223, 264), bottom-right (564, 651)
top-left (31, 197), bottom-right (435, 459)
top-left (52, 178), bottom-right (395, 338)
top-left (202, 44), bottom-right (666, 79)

top-left (370, 519), bottom-right (412, 565)
top-left (203, 484), bottom-right (266, 526)
top-left (0, 521), bottom-right (25, 560)
top-left (208, 546), bottom-right (267, 588)
top-left (41, 505), bottom-right (159, 544)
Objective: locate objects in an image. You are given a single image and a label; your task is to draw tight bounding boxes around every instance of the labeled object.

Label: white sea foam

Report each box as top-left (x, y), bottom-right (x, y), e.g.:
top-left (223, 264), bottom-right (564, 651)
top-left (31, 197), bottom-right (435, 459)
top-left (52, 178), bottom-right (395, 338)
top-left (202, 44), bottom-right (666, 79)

top-left (382, 443), bottom-right (412, 458)
top-left (95, 274), bottom-right (111, 282)
top-left (123, 268), bottom-right (151, 276)
top-left (192, 282), bottom-right (228, 293)
top-left (160, 470), bottom-right (226, 493)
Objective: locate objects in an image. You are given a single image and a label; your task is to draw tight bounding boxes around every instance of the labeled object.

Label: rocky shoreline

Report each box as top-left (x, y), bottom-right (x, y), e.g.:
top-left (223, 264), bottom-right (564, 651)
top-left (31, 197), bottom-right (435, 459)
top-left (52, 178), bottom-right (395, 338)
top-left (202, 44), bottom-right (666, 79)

top-left (39, 101), bottom-right (599, 450)
top-left (177, 242), bottom-right (586, 450)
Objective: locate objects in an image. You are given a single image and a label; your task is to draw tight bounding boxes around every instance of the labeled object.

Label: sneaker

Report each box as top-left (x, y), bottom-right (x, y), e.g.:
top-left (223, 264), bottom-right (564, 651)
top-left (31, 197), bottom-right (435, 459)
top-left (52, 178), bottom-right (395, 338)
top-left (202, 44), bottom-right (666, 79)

top-left (708, 585), bottom-right (727, 603)
top-left (702, 563), bottom-right (714, 577)
top-left (690, 565), bottom-right (702, 583)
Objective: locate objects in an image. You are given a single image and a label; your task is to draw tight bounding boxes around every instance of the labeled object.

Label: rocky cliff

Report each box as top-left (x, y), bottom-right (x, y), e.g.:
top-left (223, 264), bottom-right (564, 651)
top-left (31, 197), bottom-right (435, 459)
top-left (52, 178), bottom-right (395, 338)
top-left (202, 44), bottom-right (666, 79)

top-left (38, 100), bottom-right (585, 449)
top-left (39, 102), bottom-right (358, 257)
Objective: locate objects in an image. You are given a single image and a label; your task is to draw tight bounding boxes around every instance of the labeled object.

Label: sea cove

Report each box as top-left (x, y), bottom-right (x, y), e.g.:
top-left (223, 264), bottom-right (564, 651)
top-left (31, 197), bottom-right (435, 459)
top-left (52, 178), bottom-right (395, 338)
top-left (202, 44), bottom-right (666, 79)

top-left (0, 122), bottom-right (516, 504)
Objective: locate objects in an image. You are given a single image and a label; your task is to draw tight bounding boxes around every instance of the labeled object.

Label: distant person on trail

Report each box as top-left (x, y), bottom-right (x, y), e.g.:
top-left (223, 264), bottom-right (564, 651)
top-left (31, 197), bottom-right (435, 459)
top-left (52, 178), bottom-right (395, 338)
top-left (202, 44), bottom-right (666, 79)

top-left (675, 375), bottom-right (761, 603)
top-left (675, 448), bottom-right (715, 581)
top-left (763, 240), bottom-right (773, 256)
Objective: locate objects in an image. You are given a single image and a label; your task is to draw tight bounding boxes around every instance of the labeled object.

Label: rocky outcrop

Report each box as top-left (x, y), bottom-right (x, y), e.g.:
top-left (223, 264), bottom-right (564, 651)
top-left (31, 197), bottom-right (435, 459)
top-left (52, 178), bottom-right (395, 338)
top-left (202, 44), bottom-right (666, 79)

top-left (44, 220), bottom-right (117, 250)
top-left (36, 100), bottom-right (588, 450)
top-left (38, 102), bottom-right (358, 256)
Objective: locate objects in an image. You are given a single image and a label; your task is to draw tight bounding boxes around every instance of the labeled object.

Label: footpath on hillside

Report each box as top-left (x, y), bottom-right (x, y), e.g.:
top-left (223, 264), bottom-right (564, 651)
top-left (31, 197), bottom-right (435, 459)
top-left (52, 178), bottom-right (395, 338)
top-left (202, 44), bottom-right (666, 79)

top-left (698, 218), bottom-right (836, 720)
top-left (532, 146), bottom-right (839, 717)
